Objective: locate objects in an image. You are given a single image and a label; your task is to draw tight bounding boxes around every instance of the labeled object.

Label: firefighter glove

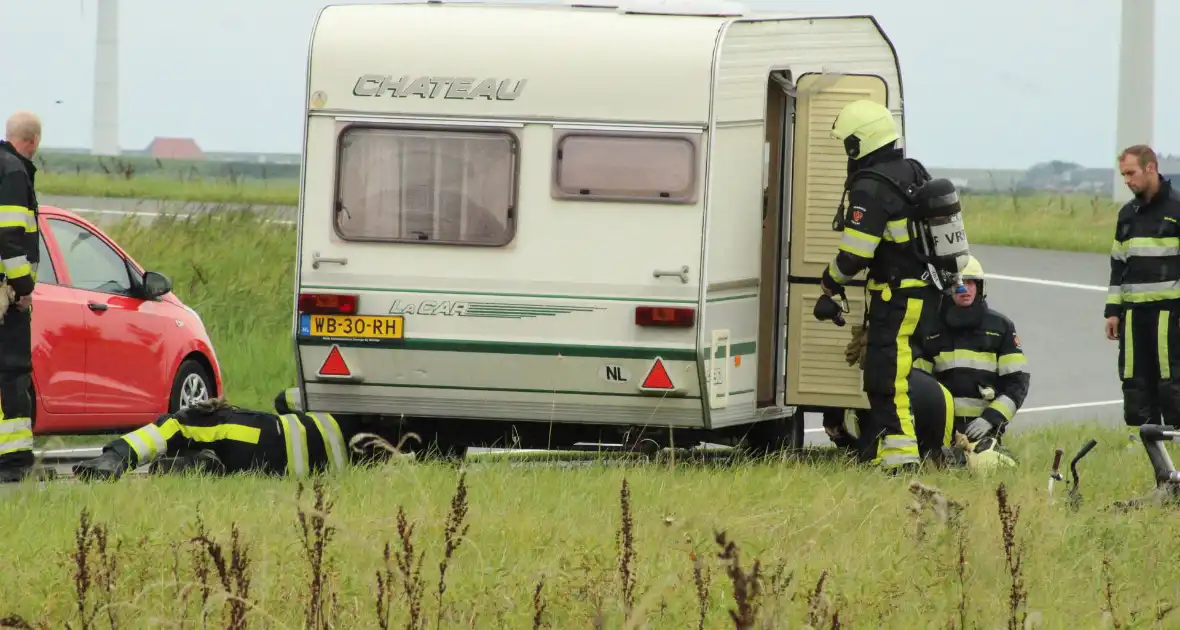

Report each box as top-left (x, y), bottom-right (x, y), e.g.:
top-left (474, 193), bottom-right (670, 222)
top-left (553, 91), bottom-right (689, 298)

top-left (964, 417), bottom-right (997, 441)
top-left (844, 322), bottom-right (868, 368)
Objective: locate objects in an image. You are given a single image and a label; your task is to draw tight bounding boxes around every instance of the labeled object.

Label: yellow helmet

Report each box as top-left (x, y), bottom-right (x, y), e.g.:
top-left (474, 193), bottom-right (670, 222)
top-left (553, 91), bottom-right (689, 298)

top-left (959, 255), bottom-right (985, 297)
top-left (274, 387), bottom-right (302, 415)
top-left (830, 100), bottom-right (899, 160)
top-left (960, 256), bottom-right (984, 281)
top-left (965, 436), bottom-right (1018, 475)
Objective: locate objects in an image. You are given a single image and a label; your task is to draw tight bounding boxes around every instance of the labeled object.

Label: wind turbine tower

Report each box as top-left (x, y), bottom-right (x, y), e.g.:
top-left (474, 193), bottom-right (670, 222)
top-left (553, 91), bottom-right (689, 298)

top-left (92, 0), bottom-right (120, 156)
top-left (1113, 0), bottom-right (1153, 202)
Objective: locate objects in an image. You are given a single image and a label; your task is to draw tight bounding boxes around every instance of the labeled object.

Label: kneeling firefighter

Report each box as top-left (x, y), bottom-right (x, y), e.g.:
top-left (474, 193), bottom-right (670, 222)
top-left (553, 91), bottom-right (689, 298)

top-left (72, 390), bottom-right (402, 481)
top-left (814, 99), bottom-right (974, 474)
top-left (912, 255), bottom-right (1031, 443)
top-left (832, 367), bottom-right (1017, 474)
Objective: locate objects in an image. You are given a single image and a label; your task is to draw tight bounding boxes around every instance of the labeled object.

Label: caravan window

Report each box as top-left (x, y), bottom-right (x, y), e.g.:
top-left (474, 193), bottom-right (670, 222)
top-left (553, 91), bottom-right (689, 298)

top-left (334, 126), bottom-right (518, 246)
top-left (552, 131), bottom-right (699, 204)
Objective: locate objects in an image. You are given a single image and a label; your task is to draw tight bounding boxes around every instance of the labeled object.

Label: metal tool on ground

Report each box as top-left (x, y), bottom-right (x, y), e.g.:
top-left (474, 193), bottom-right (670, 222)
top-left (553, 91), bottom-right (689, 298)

top-left (27, 447), bottom-right (150, 482)
top-left (1112, 424), bottom-right (1180, 511)
top-left (1048, 447), bottom-right (1064, 505)
top-left (1066, 439), bottom-right (1098, 511)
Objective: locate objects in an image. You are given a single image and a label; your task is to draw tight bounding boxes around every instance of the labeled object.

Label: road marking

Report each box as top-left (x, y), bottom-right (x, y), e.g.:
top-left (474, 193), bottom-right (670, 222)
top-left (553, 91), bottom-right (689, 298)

top-left (802, 399), bottom-right (1123, 436)
top-left (987, 273), bottom-right (1105, 292)
top-left (71, 207), bottom-right (296, 226)
top-left (1019, 399), bottom-right (1122, 413)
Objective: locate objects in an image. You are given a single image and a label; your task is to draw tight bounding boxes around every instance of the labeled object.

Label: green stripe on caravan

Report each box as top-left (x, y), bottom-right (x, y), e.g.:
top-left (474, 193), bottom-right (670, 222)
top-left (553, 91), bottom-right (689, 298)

top-left (299, 337), bottom-right (757, 361)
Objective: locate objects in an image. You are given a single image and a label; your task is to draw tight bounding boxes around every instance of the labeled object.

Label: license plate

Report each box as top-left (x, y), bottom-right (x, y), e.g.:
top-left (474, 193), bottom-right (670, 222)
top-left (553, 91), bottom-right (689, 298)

top-left (301, 314), bottom-right (404, 340)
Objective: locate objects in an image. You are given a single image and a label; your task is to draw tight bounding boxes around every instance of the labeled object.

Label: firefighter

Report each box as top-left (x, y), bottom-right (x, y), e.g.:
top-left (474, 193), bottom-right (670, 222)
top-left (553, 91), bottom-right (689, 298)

top-left (834, 367), bottom-right (1016, 473)
top-left (821, 99), bottom-right (957, 474)
top-left (1105, 145), bottom-right (1180, 429)
top-left (71, 393), bottom-right (404, 481)
top-left (912, 255), bottom-right (1030, 442)
top-left (0, 112), bottom-right (43, 483)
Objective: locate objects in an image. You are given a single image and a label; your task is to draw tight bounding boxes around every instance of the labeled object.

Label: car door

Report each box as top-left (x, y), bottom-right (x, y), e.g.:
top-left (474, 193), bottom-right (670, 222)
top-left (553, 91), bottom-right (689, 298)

top-left (46, 218), bottom-right (171, 415)
top-left (29, 227), bottom-right (88, 416)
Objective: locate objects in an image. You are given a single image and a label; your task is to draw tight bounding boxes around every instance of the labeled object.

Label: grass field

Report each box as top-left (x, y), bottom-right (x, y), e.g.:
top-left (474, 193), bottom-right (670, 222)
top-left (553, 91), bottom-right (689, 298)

top-left (4, 424), bottom-right (1180, 628)
top-left (38, 172), bottom-right (299, 207)
top-left (36, 171), bottom-right (1122, 254)
top-left (9, 209), bottom-right (1168, 628)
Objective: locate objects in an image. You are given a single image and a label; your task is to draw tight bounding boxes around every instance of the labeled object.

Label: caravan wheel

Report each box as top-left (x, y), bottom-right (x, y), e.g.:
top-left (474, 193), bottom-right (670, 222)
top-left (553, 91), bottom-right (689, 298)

top-left (413, 426), bottom-right (469, 462)
top-left (740, 411), bottom-right (805, 456)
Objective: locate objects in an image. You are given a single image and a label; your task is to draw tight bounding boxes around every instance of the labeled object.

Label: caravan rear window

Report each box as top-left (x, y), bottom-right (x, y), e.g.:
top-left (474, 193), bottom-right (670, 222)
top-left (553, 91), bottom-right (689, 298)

top-left (334, 126), bottom-right (518, 246)
top-left (552, 131), bottom-right (699, 204)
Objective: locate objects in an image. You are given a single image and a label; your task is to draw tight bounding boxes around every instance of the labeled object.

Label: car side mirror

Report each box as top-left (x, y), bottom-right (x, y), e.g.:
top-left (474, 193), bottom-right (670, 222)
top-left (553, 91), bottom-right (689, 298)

top-left (142, 270), bottom-right (172, 299)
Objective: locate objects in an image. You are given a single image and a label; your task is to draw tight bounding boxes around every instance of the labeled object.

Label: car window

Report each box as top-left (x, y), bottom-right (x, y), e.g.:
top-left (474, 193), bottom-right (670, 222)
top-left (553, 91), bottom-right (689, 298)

top-left (46, 219), bottom-right (132, 296)
top-left (36, 233), bottom-right (57, 285)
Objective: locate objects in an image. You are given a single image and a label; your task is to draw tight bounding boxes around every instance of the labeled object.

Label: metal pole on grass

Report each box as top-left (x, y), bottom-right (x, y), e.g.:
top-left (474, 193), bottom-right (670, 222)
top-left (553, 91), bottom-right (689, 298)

top-left (1112, 0), bottom-right (1154, 203)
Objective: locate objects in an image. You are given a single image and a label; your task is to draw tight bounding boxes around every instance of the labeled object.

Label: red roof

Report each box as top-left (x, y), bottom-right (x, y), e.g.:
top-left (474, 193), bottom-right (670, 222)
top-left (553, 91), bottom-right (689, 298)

top-left (146, 137), bottom-right (204, 160)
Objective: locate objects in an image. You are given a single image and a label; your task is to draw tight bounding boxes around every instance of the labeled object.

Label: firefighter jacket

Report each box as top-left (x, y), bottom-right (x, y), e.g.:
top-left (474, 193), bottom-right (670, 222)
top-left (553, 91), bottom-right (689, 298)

top-left (115, 405), bottom-right (363, 476)
top-left (1106, 177), bottom-right (1180, 318)
top-left (821, 147), bottom-right (932, 293)
top-left (913, 298), bottom-right (1030, 427)
top-left (0, 141), bottom-right (38, 297)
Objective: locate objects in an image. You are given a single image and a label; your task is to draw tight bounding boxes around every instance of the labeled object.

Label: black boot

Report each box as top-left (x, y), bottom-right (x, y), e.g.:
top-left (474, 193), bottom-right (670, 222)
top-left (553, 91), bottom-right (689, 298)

top-left (939, 446), bottom-right (969, 469)
top-left (73, 451), bottom-right (130, 481)
top-left (0, 466), bottom-right (31, 483)
top-left (1123, 378), bottom-right (1159, 426)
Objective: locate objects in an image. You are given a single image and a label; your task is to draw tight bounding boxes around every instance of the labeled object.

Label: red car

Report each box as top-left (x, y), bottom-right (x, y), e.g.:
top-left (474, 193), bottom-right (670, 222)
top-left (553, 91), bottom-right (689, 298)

top-left (25, 205), bottom-right (223, 434)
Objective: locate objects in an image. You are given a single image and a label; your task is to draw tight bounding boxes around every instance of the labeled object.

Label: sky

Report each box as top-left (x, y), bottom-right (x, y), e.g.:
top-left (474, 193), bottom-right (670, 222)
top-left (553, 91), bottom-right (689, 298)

top-left (0, 0), bottom-right (1173, 169)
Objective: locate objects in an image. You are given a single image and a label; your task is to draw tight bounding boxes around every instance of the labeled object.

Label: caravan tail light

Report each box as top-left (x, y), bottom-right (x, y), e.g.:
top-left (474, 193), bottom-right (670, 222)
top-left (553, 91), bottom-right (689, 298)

top-left (299, 293), bottom-right (358, 315)
top-left (635, 306), bottom-right (695, 327)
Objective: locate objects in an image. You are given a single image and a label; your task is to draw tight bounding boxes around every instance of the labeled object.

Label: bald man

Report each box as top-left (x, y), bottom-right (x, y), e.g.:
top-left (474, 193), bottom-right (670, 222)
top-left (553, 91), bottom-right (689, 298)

top-left (0, 111), bottom-right (42, 482)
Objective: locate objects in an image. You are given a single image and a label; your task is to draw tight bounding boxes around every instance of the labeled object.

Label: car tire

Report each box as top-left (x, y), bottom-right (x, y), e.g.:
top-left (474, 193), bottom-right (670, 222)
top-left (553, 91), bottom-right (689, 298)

top-left (28, 381), bottom-right (36, 431)
top-left (169, 359), bottom-right (215, 413)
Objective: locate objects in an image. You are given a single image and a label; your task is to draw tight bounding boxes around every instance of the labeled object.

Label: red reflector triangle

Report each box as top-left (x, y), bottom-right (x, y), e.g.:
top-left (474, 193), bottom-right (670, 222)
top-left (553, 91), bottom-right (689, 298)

top-left (318, 345), bottom-right (351, 377)
top-left (641, 358), bottom-right (674, 390)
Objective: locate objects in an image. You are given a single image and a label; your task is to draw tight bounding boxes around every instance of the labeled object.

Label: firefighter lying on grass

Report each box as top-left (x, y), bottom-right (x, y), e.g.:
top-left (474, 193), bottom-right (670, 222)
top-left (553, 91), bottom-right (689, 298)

top-left (71, 390), bottom-right (408, 481)
top-left (74, 379), bottom-right (1011, 480)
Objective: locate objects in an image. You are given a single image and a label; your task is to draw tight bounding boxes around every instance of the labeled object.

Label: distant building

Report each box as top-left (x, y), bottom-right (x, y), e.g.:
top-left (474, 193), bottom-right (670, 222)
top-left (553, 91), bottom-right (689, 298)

top-left (145, 137), bottom-right (204, 161)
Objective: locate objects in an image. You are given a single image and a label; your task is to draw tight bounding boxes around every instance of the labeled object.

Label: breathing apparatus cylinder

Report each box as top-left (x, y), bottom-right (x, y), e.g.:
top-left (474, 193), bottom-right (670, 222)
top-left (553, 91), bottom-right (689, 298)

top-left (909, 177), bottom-right (971, 294)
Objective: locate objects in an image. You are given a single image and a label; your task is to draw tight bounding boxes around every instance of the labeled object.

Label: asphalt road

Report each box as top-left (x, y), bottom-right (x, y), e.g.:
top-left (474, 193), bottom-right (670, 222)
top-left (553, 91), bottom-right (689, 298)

top-left (42, 196), bottom-right (1124, 450)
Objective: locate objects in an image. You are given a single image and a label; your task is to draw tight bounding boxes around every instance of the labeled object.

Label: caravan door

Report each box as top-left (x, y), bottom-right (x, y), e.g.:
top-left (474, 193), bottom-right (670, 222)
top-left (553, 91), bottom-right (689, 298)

top-left (783, 73), bottom-right (890, 410)
top-left (755, 71), bottom-right (795, 411)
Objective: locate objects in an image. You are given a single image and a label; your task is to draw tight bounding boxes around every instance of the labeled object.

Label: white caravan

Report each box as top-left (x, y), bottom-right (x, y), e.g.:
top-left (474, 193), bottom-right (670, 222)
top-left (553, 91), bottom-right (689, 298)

top-left (292, 0), bottom-right (903, 453)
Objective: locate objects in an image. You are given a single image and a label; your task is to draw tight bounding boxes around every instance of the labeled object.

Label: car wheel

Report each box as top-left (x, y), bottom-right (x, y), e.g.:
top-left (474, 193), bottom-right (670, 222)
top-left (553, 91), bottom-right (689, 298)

top-left (28, 382), bottom-right (36, 431)
top-left (169, 359), bottom-right (214, 413)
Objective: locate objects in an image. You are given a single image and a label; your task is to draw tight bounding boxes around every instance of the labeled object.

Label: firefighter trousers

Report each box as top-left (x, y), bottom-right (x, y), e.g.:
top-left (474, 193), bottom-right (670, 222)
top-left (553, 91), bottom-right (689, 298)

top-left (0, 307), bottom-right (33, 472)
top-left (851, 367), bottom-right (955, 465)
top-left (860, 283), bottom-right (941, 470)
top-left (1117, 306), bottom-right (1180, 427)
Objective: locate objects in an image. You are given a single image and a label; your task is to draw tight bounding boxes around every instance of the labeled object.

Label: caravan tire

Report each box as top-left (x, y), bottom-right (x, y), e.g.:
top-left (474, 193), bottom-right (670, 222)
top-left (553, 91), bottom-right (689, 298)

top-left (740, 412), bottom-right (805, 456)
top-left (415, 429), bottom-right (469, 462)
